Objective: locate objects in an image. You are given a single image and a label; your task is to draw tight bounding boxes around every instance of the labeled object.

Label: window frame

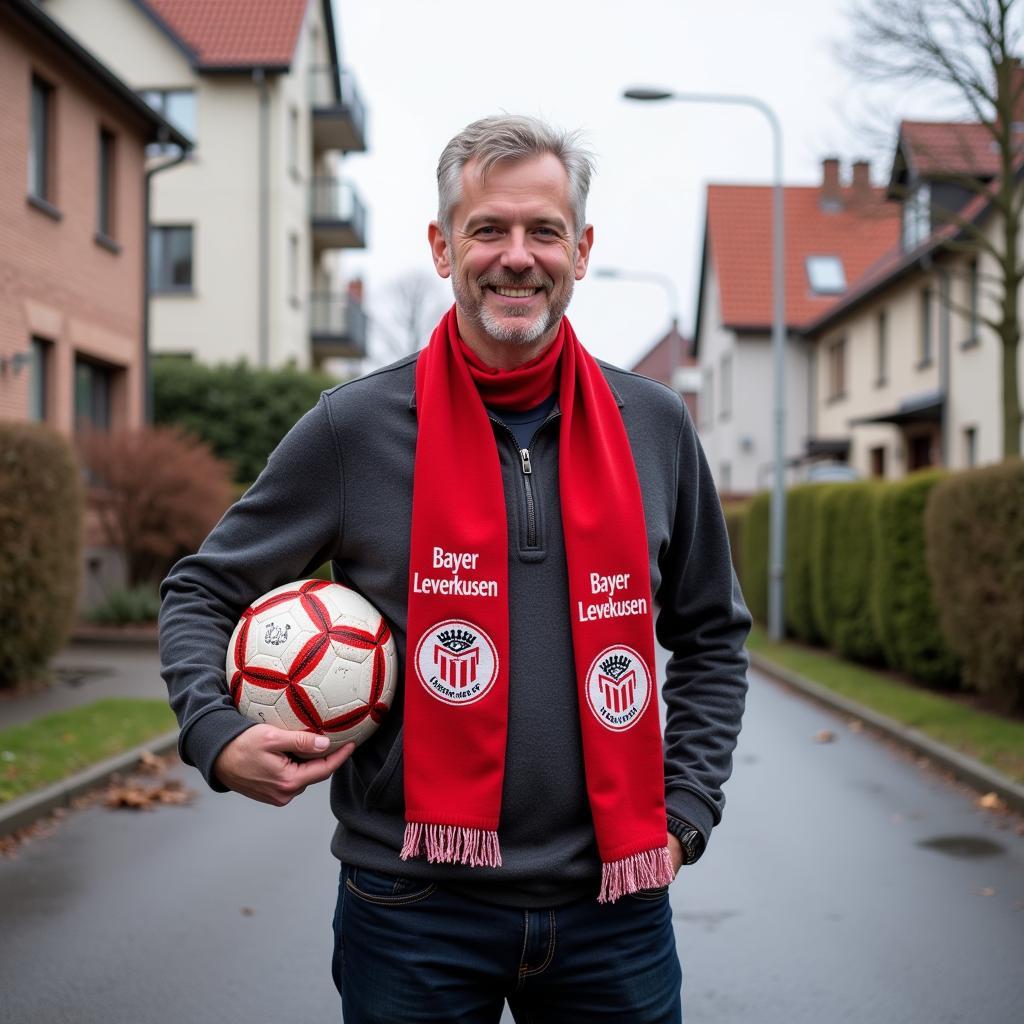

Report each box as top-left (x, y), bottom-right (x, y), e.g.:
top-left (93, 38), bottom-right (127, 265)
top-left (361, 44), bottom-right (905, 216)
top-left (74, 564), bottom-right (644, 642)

top-left (827, 336), bottom-right (846, 402)
top-left (875, 309), bottom-right (888, 387)
top-left (149, 224), bottom-right (195, 294)
top-left (28, 73), bottom-right (56, 209)
top-left (97, 126), bottom-right (118, 245)
top-left (919, 287), bottom-right (933, 368)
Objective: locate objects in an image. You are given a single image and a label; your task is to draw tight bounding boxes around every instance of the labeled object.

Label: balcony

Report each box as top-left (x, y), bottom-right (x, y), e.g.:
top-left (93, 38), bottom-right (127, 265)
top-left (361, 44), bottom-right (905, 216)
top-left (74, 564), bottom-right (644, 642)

top-left (310, 178), bottom-right (367, 250)
top-left (310, 292), bottom-right (368, 361)
top-left (310, 66), bottom-right (367, 153)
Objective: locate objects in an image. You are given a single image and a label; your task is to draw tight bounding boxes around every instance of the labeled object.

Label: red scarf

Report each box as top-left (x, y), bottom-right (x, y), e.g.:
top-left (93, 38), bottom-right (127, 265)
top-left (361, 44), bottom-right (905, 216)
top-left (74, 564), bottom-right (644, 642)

top-left (401, 306), bottom-right (673, 902)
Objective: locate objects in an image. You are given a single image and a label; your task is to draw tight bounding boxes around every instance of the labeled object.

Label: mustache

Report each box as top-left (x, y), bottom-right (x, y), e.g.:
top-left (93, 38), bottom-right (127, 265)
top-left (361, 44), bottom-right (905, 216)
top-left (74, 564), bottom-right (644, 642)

top-left (477, 274), bottom-right (551, 290)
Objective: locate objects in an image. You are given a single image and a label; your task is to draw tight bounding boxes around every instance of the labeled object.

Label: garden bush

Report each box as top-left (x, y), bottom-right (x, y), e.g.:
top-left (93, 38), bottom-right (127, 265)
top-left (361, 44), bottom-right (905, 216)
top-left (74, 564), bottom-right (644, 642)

top-left (722, 501), bottom-right (748, 582)
top-left (871, 469), bottom-right (959, 688)
top-left (77, 426), bottom-right (234, 586)
top-left (88, 584), bottom-right (162, 625)
top-left (153, 358), bottom-right (338, 483)
top-left (740, 491), bottom-right (771, 625)
top-left (785, 484), bottom-right (823, 644)
top-left (925, 459), bottom-right (1024, 711)
top-left (0, 423), bottom-right (82, 687)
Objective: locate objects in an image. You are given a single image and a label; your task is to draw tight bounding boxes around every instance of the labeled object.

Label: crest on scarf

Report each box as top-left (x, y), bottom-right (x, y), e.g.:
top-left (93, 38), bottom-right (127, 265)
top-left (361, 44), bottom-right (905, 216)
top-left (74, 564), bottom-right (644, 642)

top-left (415, 619), bottom-right (498, 706)
top-left (585, 645), bottom-right (651, 731)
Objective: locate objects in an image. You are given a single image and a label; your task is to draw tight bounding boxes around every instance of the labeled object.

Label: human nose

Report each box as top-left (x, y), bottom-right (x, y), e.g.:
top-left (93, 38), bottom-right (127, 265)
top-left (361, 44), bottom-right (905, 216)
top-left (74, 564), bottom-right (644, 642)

top-left (499, 228), bottom-right (534, 273)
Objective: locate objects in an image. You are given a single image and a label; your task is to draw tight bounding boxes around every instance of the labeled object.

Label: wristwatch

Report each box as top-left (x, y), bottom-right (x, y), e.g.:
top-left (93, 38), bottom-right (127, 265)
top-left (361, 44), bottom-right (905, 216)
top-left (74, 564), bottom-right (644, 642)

top-left (667, 817), bottom-right (706, 866)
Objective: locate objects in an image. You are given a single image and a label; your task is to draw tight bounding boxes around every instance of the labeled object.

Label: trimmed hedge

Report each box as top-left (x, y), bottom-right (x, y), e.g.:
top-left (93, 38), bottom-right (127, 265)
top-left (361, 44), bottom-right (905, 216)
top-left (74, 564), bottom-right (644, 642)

top-left (871, 470), bottom-right (959, 688)
top-left (925, 459), bottom-right (1024, 710)
top-left (740, 491), bottom-right (771, 625)
top-left (0, 423), bottom-right (82, 687)
top-left (812, 482), bottom-right (884, 664)
top-left (722, 501), bottom-right (749, 582)
top-left (785, 485), bottom-right (824, 644)
top-left (153, 358), bottom-right (339, 483)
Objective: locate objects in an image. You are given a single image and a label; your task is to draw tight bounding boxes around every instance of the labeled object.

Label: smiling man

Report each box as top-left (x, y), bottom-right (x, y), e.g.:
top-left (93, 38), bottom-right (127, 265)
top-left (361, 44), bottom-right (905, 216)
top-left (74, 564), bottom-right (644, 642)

top-left (159, 115), bottom-right (750, 1024)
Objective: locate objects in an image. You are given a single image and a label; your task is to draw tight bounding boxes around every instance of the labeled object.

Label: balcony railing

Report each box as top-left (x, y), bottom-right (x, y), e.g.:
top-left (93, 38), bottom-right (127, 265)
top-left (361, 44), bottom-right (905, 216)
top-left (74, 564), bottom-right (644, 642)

top-left (310, 292), bottom-right (368, 360)
top-left (310, 178), bottom-right (367, 250)
top-left (309, 66), bottom-right (367, 153)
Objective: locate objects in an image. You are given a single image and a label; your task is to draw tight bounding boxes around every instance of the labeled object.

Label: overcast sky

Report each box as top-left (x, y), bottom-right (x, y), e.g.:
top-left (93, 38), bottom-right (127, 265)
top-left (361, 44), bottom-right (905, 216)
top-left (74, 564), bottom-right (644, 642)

top-left (333, 0), bottom-right (961, 369)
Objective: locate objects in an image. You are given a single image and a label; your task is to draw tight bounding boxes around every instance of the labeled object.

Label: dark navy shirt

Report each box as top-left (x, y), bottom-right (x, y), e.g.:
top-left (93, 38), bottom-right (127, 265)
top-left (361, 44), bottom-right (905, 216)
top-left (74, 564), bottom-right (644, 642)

top-left (487, 393), bottom-right (557, 450)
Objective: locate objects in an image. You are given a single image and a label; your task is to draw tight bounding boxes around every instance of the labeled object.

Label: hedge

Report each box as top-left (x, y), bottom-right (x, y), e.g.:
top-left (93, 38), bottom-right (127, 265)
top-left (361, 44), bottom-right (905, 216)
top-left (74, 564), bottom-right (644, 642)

top-left (740, 491), bottom-right (771, 625)
top-left (0, 423), bottom-right (82, 687)
top-left (153, 358), bottom-right (339, 483)
top-left (925, 459), bottom-right (1024, 710)
top-left (722, 501), bottom-right (749, 583)
top-left (785, 485), bottom-right (824, 644)
top-left (871, 470), bottom-right (959, 688)
top-left (812, 482), bottom-right (884, 664)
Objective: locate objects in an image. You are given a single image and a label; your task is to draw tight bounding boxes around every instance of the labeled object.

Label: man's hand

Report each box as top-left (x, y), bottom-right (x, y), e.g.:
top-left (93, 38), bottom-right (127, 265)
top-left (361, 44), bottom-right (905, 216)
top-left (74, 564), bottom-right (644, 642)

top-left (667, 832), bottom-right (684, 876)
top-left (213, 725), bottom-right (355, 806)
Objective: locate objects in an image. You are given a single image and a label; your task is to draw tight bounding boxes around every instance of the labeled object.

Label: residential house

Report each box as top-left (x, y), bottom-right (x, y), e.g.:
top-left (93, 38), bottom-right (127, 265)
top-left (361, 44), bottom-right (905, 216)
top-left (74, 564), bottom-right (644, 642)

top-left (693, 160), bottom-right (901, 494)
top-left (628, 319), bottom-right (700, 423)
top-left (0, 0), bottom-right (190, 434)
top-left (805, 117), bottom-right (1024, 476)
top-left (44, 0), bottom-right (369, 369)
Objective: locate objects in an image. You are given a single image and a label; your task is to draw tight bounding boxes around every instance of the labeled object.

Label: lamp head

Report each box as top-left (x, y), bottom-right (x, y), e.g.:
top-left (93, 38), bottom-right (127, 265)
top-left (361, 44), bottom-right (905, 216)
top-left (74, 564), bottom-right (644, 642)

top-left (622, 87), bottom-right (674, 102)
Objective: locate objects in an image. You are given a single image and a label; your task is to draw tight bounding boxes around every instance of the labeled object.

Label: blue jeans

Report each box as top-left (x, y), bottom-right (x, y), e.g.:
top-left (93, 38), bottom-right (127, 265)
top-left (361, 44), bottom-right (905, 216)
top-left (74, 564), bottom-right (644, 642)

top-left (331, 863), bottom-right (682, 1023)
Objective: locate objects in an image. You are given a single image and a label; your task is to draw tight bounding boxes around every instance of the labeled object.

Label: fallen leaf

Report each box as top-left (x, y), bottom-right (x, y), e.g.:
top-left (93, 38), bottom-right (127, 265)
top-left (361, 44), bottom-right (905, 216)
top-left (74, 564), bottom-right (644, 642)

top-left (815, 729), bottom-right (836, 744)
top-left (977, 792), bottom-right (1006, 812)
top-left (240, 907), bottom-right (255, 917)
top-left (978, 887), bottom-right (996, 897)
top-left (136, 751), bottom-right (165, 775)
top-left (848, 720), bottom-right (863, 733)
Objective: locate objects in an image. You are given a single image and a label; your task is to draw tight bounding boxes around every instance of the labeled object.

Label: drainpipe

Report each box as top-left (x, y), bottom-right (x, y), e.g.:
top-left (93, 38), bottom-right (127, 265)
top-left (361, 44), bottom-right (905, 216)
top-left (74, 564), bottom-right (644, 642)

top-left (938, 265), bottom-right (951, 465)
top-left (143, 135), bottom-right (189, 425)
top-left (255, 68), bottom-right (270, 368)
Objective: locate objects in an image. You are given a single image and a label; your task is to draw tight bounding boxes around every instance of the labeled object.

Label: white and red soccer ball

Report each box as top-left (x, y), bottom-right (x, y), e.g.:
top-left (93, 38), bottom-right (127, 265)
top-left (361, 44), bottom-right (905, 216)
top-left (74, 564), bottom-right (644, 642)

top-left (226, 580), bottom-right (397, 751)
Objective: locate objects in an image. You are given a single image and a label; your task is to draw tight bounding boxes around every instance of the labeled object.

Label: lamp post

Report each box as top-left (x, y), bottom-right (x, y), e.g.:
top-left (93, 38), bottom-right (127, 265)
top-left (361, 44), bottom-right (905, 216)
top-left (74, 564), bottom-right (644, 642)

top-left (593, 267), bottom-right (681, 386)
top-left (623, 86), bottom-right (787, 641)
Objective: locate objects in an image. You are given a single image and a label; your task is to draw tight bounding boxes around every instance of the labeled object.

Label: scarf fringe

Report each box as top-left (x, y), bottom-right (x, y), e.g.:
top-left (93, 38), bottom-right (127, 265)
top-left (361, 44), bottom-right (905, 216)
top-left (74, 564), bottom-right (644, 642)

top-left (598, 846), bottom-right (675, 904)
top-left (400, 822), bottom-right (502, 868)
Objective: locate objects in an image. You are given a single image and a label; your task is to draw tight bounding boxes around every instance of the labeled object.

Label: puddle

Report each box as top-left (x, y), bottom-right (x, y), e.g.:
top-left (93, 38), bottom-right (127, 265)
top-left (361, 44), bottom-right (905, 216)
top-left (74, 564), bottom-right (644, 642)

top-left (916, 835), bottom-right (1005, 859)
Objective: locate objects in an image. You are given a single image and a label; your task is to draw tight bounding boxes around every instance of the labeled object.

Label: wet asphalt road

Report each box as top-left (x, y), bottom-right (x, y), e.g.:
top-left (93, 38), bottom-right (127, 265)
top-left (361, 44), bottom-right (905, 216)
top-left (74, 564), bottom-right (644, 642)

top-left (1, 659), bottom-right (1022, 1024)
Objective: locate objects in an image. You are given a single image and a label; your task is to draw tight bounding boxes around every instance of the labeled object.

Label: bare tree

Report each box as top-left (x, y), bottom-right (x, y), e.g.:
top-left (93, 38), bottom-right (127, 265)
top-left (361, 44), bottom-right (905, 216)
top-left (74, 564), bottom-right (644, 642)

top-left (844, 0), bottom-right (1024, 456)
top-left (371, 270), bottom-right (449, 363)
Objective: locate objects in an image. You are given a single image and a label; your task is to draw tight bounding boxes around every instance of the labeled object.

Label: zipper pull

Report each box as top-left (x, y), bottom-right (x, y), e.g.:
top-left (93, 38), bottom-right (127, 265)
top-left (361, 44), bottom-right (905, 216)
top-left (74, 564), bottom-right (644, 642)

top-left (519, 448), bottom-right (532, 475)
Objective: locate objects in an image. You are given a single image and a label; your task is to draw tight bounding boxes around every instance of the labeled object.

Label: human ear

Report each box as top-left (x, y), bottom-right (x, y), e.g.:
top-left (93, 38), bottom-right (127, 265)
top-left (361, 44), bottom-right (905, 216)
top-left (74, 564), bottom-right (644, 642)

top-left (428, 222), bottom-right (452, 279)
top-left (574, 224), bottom-right (594, 280)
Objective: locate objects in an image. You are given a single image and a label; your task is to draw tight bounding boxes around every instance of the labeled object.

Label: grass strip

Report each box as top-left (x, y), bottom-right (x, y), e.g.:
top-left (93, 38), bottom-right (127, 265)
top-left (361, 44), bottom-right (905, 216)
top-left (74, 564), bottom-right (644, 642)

top-left (0, 698), bottom-right (177, 804)
top-left (746, 627), bottom-right (1024, 785)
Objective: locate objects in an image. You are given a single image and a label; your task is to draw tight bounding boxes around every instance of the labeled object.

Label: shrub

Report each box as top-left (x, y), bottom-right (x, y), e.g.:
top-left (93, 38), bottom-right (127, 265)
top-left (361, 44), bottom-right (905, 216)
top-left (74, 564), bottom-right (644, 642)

top-left (740, 491), bottom-right (771, 625)
top-left (871, 470), bottom-right (959, 688)
top-left (785, 485), bottom-right (823, 644)
top-left (813, 482), bottom-right (885, 663)
top-left (88, 584), bottom-right (162, 625)
top-left (0, 423), bottom-right (82, 687)
top-left (77, 426), bottom-right (234, 586)
top-left (722, 501), bottom-right (749, 582)
top-left (925, 459), bottom-right (1024, 711)
top-left (153, 358), bottom-right (338, 483)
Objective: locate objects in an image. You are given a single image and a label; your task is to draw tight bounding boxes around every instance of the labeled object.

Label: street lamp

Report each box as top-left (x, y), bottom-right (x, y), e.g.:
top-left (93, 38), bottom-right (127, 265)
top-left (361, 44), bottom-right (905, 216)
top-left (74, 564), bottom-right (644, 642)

top-left (593, 268), bottom-right (682, 384)
top-left (623, 85), bottom-right (787, 641)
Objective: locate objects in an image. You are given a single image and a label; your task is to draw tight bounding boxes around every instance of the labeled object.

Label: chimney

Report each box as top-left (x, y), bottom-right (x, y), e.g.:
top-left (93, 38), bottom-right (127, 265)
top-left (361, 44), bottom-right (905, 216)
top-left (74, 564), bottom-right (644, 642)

top-left (346, 277), bottom-right (364, 303)
top-left (820, 157), bottom-right (842, 211)
top-left (851, 160), bottom-right (872, 202)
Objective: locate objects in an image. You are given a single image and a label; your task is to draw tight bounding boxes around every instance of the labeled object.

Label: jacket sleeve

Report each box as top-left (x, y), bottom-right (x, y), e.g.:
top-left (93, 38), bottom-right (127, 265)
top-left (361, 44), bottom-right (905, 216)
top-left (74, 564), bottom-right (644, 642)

top-left (158, 396), bottom-right (344, 790)
top-left (655, 404), bottom-right (751, 845)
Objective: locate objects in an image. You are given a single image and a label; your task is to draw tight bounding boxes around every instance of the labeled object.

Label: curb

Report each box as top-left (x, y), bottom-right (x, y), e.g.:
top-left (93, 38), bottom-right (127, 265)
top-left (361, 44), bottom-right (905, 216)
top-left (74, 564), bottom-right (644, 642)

top-left (70, 626), bottom-right (159, 647)
top-left (749, 652), bottom-right (1024, 815)
top-left (0, 728), bottom-right (180, 838)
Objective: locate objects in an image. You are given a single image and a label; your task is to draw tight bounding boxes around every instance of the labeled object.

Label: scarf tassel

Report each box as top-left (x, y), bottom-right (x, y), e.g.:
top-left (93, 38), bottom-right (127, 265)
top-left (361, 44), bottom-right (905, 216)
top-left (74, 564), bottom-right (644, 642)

top-left (400, 822), bottom-right (502, 868)
top-left (598, 846), bottom-right (675, 904)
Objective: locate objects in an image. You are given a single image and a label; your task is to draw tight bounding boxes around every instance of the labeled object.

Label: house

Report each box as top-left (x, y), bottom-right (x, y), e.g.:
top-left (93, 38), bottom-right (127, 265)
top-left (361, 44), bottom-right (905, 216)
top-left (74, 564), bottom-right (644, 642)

top-left (0, 0), bottom-right (190, 434)
top-left (628, 318), bottom-right (700, 423)
top-left (693, 159), bottom-right (902, 493)
top-left (804, 115), bottom-right (1024, 476)
top-left (43, 0), bottom-right (369, 369)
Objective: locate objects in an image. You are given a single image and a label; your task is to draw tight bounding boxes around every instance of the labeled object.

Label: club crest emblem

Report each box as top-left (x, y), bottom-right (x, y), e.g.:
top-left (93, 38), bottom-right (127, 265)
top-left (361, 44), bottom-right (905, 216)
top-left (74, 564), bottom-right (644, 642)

top-left (414, 619), bottom-right (499, 706)
top-left (585, 645), bottom-right (652, 731)
top-left (264, 622), bottom-right (291, 647)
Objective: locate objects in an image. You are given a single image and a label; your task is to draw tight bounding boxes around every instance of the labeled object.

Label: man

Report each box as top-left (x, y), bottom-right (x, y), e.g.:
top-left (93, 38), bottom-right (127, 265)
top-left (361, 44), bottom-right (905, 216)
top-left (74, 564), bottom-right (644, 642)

top-left (160, 115), bottom-right (750, 1024)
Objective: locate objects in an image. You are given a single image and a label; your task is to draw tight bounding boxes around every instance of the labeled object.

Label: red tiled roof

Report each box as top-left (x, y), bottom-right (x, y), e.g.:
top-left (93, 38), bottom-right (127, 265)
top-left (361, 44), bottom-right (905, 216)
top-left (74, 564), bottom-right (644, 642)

top-left (141, 0), bottom-right (309, 68)
top-left (899, 121), bottom-right (1000, 178)
top-left (706, 184), bottom-right (901, 330)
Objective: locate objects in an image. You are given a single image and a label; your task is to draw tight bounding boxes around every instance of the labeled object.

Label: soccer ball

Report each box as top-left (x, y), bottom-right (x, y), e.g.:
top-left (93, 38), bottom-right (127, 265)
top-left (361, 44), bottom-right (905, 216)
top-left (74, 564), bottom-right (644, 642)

top-left (226, 580), bottom-right (397, 752)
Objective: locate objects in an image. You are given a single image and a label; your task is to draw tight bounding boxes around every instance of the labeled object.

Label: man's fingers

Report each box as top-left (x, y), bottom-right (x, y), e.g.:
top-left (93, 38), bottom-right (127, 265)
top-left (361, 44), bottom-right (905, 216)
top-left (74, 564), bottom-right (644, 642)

top-left (288, 742), bottom-right (356, 788)
top-left (263, 727), bottom-right (333, 757)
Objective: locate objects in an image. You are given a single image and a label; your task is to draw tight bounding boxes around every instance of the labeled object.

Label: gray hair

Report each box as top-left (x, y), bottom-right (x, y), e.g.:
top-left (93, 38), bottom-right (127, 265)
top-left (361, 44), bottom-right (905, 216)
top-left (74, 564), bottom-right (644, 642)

top-left (436, 115), bottom-right (595, 241)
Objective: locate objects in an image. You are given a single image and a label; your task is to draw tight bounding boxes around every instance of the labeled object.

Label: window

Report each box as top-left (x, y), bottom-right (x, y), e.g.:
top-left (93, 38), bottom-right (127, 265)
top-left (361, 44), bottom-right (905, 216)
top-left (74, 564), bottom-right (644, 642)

top-left (870, 446), bottom-right (886, 479)
top-left (920, 288), bottom-right (933, 366)
top-left (149, 225), bottom-right (193, 292)
top-left (74, 356), bottom-right (113, 433)
top-left (964, 426), bottom-right (978, 468)
top-left (719, 462), bottom-right (732, 492)
top-left (141, 89), bottom-right (196, 154)
top-left (719, 353), bottom-right (732, 420)
top-left (29, 337), bottom-right (51, 422)
top-left (289, 231), bottom-right (299, 304)
top-left (965, 260), bottom-right (980, 346)
top-left (903, 182), bottom-right (931, 250)
top-left (701, 367), bottom-right (714, 427)
top-left (827, 337), bottom-right (846, 400)
top-left (28, 75), bottom-right (54, 203)
top-left (288, 105), bottom-right (300, 177)
top-left (875, 310), bottom-right (888, 386)
top-left (806, 256), bottom-right (846, 295)
top-left (97, 127), bottom-right (116, 239)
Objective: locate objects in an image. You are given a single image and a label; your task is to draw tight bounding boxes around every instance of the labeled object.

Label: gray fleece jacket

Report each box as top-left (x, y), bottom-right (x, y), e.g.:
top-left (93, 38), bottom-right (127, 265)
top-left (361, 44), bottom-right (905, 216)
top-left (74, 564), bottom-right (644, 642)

top-left (159, 352), bottom-right (751, 907)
